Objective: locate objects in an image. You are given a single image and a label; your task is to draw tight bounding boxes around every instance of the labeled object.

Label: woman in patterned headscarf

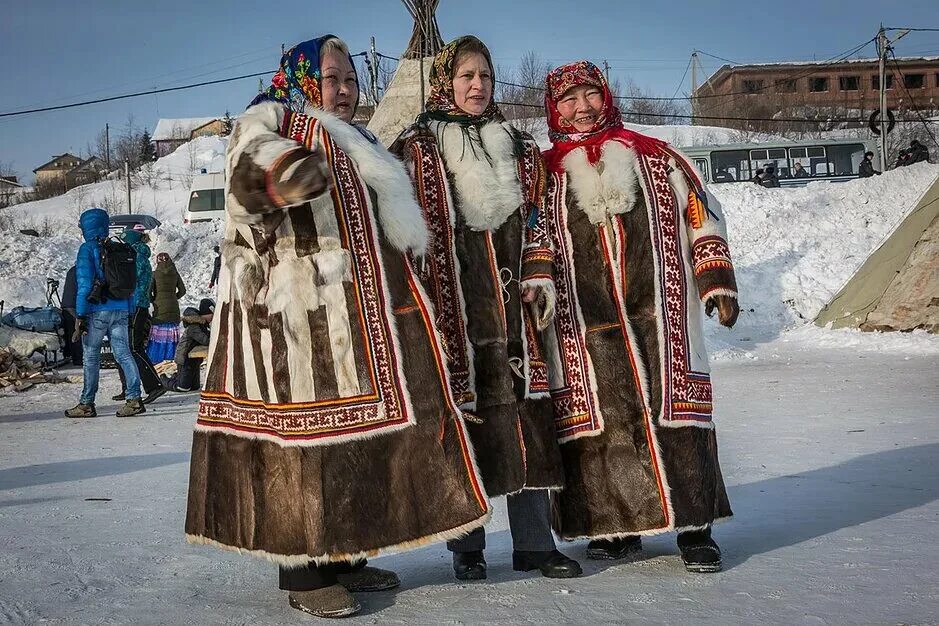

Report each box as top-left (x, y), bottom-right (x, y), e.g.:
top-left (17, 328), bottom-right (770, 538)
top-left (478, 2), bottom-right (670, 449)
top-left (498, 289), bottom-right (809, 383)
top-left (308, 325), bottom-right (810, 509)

top-left (540, 60), bottom-right (739, 573)
top-left (185, 35), bottom-right (491, 618)
top-left (392, 36), bottom-right (581, 582)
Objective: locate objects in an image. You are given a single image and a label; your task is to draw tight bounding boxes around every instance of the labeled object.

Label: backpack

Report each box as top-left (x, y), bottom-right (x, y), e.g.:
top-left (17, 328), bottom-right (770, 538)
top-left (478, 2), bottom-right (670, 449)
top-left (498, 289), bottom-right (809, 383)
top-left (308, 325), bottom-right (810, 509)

top-left (100, 238), bottom-right (138, 300)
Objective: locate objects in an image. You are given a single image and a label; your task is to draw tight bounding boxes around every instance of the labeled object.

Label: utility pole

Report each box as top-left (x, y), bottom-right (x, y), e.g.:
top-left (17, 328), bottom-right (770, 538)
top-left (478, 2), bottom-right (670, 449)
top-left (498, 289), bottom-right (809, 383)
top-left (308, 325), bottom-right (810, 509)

top-left (370, 36), bottom-right (380, 104)
top-left (876, 25), bottom-right (911, 170)
top-left (105, 123), bottom-right (110, 171)
top-left (124, 160), bottom-right (131, 214)
top-left (603, 60), bottom-right (611, 84)
top-left (690, 51), bottom-right (699, 125)
top-left (876, 25), bottom-right (889, 170)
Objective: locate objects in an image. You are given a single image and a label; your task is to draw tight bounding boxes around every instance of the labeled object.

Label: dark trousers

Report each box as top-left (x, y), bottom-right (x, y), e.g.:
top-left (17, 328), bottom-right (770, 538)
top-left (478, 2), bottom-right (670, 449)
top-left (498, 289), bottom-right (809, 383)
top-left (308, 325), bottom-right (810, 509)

top-left (117, 307), bottom-right (162, 394)
top-left (62, 309), bottom-right (83, 365)
top-left (279, 560), bottom-right (365, 592)
top-left (447, 489), bottom-right (556, 553)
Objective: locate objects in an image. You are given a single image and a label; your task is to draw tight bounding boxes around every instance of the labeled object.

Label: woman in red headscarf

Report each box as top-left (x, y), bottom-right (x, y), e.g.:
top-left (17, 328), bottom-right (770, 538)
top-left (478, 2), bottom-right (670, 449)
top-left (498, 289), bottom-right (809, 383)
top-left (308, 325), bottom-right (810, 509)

top-left (541, 61), bottom-right (740, 573)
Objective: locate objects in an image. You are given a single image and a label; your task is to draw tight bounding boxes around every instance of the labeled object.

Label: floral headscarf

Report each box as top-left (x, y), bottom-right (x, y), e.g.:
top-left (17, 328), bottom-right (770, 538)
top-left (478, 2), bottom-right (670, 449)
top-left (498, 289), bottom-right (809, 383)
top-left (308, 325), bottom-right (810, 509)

top-left (421, 36), bottom-right (502, 125)
top-left (543, 60), bottom-right (666, 172)
top-left (249, 35), bottom-right (359, 114)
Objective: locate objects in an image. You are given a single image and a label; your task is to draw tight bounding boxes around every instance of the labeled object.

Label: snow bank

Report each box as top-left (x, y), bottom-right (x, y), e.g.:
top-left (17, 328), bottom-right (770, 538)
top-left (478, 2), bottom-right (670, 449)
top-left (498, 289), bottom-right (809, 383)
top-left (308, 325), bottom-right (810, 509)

top-left (521, 118), bottom-right (785, 150)
top-left (710, 162), bottom-right (939, 345)
top-left (6, 136), bottom-right (228, 225)
top-left (0, 221), bottom-right (221, 312)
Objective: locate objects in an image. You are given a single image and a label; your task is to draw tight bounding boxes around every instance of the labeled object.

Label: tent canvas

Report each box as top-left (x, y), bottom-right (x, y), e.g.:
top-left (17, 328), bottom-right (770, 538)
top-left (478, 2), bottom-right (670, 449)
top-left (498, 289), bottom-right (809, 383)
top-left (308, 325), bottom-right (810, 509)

top-left (815, 171), bottom-right (939, 332)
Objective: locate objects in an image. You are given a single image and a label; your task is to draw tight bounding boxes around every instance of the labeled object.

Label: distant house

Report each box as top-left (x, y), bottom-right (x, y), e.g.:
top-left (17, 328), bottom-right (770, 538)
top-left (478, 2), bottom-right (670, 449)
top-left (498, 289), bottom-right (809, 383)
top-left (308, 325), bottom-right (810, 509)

top-left (33, 153), bottom-right (83, 190)
top-left (0, 175), bottom-right (25, 207)
top-left (151, 117), bottom-right (223, 157)
top-left (65, 157), bottom-right (109, 189)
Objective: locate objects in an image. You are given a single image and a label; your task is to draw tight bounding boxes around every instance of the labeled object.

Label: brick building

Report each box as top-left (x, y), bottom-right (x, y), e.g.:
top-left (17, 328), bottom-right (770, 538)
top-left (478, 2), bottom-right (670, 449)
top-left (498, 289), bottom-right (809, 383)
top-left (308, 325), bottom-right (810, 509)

top-left (693, 56), bottom-right (939, 131)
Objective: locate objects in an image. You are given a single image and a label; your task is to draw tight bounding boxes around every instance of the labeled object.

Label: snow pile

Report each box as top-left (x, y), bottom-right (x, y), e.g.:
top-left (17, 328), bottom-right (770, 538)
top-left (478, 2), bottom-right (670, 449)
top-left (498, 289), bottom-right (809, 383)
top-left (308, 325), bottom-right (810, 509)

top-left (0, 221), bottom-right (221, 311)
top-left (521, 118), bottom-right (785, 150)
top-left (0, 232), bottom-right (79, 308)
top-left (5, 136), bottom-right (228, 225)
top-left (710, 162), bottom-right (939, 345)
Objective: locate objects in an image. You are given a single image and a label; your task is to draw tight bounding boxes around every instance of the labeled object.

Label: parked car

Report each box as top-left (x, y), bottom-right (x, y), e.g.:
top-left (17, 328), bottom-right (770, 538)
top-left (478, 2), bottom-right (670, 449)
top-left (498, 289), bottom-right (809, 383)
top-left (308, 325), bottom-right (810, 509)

top-left (108, 214), bottom-right (161, 236)
top-left (184, 173), bottom-right (225, 224)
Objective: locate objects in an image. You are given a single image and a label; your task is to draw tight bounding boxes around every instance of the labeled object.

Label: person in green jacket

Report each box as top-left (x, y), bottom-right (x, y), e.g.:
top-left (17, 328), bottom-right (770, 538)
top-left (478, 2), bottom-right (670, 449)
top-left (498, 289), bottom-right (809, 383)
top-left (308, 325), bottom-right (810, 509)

top-left (115, 226), bottom-right (166, 403)
top-left (147, 252), bottom-right (186, 363)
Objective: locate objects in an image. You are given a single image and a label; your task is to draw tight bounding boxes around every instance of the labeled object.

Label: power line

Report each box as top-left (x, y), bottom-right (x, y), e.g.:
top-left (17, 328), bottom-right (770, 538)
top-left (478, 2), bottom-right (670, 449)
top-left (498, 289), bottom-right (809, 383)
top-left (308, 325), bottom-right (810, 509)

top-left (670, 57), bottom-right (693, 101)
top-left (0, 52), bottom-right (367, 119)
top-left (0, 71), bottom-right (275, 119)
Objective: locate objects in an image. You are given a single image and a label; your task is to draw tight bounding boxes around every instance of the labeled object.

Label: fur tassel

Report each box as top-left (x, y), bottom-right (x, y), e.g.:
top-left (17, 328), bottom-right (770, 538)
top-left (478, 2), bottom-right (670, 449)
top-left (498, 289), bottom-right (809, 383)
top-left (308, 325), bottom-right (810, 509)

top-left (562, 141), bottom-right (639, 225)
top-left (429, 120), bottom-right (524, 231)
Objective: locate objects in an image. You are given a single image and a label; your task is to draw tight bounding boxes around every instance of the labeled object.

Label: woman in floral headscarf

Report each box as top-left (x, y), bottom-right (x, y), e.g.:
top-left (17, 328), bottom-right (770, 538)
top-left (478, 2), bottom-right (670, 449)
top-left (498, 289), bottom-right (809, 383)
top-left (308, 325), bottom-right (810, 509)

top-left (184, 35), bottom-right (491, 618)
top-left (393, 36), bottom-right (581, 582)
top-left (541, 61), bottom-right (739, 573)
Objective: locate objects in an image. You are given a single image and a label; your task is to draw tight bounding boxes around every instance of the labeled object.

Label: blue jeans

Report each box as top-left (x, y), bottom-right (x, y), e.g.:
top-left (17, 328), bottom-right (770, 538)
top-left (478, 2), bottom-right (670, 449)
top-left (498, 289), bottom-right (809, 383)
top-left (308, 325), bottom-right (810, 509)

top-left (80, 309), bottom-right (141, 404)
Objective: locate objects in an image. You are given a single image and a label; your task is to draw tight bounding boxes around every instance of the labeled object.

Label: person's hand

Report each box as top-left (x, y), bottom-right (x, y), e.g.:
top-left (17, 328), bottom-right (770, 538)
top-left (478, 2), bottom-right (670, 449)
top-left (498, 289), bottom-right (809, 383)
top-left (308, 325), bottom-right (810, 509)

top-left (271, 149), bottom-right (330, 206)
top-left (72, 317), bottom-right (87, 343)
top-left (523, 284), bottom-right (556, 331)
top-left (705, 295), bottom-right (739, 328)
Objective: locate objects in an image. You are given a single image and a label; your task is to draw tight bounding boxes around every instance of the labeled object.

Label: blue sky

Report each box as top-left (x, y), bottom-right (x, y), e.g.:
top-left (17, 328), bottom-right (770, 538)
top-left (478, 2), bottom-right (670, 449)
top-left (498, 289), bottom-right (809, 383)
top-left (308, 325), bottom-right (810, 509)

top-left (1, 0), bottom-right (937, 182)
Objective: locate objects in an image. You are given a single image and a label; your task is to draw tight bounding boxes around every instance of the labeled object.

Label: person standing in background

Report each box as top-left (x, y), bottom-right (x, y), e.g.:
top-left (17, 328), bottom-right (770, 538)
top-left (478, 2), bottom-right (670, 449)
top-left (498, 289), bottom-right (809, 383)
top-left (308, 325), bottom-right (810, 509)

top-left (114, 225), bottom-right (166, 404)
top-left (147, 252), bottom-right (186, 364)
top-left (208, 245), bottom-right (221, 290)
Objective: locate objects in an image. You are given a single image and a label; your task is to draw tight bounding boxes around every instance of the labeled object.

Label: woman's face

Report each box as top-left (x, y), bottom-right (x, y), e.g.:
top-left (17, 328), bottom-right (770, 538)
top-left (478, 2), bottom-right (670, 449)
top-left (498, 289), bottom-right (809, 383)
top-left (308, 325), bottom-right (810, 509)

top-left (452, 52), bottom-right (493, 116)
top-left (556, 84), bottom-right (605, 132)
top-left (320, 49), bottom-right (359, 123)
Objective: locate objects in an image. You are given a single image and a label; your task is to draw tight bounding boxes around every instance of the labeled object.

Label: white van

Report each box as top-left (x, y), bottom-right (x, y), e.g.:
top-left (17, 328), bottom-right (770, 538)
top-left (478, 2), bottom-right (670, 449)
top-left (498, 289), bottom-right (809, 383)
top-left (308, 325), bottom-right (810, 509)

top-left (184, 172), bottom-right (226, 224)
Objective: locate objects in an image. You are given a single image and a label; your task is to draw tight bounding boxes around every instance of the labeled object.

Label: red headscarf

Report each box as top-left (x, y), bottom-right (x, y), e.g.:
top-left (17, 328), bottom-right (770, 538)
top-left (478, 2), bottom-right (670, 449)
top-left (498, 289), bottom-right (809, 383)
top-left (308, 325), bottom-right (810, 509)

top-left (543, 61), bottom-right (666, 173)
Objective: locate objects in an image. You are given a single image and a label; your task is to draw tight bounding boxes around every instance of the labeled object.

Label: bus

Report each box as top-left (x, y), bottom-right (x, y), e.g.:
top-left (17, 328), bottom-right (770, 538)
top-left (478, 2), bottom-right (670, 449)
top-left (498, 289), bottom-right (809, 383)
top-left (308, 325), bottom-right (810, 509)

top-left (679, 138), bottom-right (880, 186)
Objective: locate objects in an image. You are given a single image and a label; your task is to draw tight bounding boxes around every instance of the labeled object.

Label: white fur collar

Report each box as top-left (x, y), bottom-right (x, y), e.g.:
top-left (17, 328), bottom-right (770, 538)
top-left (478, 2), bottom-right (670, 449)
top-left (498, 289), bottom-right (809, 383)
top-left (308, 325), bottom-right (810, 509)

top-left (562, 141), bottom-right (639, 225)
top-left (301, 104), bottom-right (428, 256)
top-left (428, 120), bottom-right (524, 231)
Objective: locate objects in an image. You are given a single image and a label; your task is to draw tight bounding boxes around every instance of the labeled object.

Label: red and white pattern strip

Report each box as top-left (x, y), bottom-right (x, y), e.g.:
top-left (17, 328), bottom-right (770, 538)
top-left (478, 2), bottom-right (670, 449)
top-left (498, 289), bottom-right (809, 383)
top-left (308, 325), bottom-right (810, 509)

top-left (196, 115), bottom-right (413, 442)
top-left (546, 172), bottom-right (603, 440)
top-left (637, 153), bottom-right (713, 423)
top-left (692, 236), bottom-right (733, 276)
top-left (409, 138), bottom-right (475, 407)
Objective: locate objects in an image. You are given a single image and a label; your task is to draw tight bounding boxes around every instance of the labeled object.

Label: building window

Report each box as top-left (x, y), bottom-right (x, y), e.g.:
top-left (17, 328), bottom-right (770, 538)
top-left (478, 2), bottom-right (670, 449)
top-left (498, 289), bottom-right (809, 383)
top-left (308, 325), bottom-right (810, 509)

top-left (871, 75), bottom-right (894, 90)
top-left (743, 79), bottom-right (765, 94)
top-left (904, 73), bottom-right (925, 89)
top-left (839, 76), bottom-right (860, 91)
top-left (809, 77), bottom-right (829, 92)
top-left (775, 79), bottom-right (798, 93)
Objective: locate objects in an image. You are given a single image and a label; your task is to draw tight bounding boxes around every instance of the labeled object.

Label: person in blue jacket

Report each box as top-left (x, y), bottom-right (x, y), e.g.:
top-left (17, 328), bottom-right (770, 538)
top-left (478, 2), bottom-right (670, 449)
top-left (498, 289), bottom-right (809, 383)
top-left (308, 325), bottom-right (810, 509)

top-left (65, 208), bottom-right (146, 418)
top-left (113, 225), bottom-right (166, 404)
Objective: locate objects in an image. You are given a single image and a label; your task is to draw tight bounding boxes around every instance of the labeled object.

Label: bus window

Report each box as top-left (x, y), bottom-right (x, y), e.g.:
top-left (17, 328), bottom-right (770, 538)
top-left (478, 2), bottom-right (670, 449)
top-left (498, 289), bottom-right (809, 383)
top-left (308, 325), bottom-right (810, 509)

top-left (768, 148), bottom-right (789, 177)
top-left (694, 158), bottom-right (710, 182)
top-left (711, 149), bottom-right (749, 181)
top-left (827, 143), bottom-right (866, 176)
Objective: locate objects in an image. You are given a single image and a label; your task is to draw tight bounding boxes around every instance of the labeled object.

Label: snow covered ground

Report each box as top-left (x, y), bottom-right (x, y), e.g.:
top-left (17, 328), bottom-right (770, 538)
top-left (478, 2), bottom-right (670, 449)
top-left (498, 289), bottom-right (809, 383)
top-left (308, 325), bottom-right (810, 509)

top-left (0, 337), bottom-right (937, 624)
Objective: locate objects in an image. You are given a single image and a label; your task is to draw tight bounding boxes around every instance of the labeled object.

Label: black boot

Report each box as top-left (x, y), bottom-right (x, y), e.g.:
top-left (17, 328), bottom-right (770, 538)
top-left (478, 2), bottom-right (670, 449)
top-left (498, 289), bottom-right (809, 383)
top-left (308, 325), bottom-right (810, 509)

top-left (111, 391), bottom-right (126, 401)
top-left (678, 528), bottom-right (722, 573)
top-left (512, 549), bottom-right (582, 579)
top-left (586, 536), bottom-right (643, 560)
top-left (453, 550), bottom-right (487, 581)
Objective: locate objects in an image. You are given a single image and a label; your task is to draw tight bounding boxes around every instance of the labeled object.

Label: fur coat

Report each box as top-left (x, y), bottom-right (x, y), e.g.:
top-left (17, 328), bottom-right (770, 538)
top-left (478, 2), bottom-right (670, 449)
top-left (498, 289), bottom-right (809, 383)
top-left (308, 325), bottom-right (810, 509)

top-left (393, 120), bottom-right (564, 497)
top-left (185, 101), bottom-right (490, 565)
top-left (543, 138), bottom-right (737, 539)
